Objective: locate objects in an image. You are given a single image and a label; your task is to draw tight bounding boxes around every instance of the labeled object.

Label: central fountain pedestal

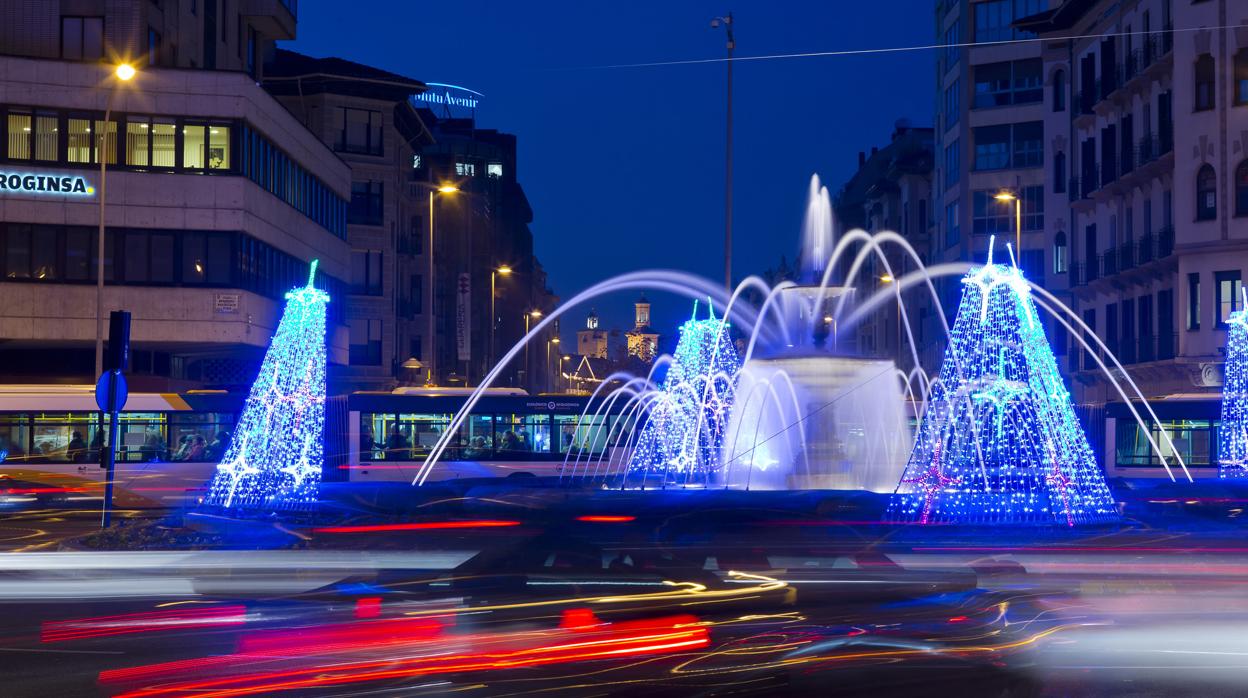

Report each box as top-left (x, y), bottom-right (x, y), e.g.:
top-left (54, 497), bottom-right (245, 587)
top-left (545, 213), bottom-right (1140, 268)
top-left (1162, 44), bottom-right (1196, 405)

top-left (720, 354), bottom-right (910, 492)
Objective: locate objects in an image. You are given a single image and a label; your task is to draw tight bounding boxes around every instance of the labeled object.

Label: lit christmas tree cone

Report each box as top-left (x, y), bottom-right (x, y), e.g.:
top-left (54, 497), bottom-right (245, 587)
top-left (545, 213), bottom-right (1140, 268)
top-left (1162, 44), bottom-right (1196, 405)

top-left (887, 241), bottom-right (1118, 525)
top-left (627, 301), bottom-right (741, 487)
top-left (204, 261), bottom-right (330, 511)
top-left (1219, 288), bottom-right (1248, 479)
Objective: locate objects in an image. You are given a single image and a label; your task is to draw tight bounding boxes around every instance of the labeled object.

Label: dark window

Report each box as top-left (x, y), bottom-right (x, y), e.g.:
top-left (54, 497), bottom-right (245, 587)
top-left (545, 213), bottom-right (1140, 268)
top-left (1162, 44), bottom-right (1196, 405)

top-left (1237, 160), bottom-right (1248, 217)
top-left (1195, 53), bottom-right (1215, 111)
top-left (349, 319), bottom-right (382, 365)
top-left (945, 201), bottom-right (960, 249)
top-left (61, 17), bottom-right (104, 61)
top-left (973, 121), bottom-right (1042, 170)
top-left (973, 59), bottom-right (1042, 108)
top-left (1052, 69), bottom-right (1066, 111)
top-left (147, 28), bottom-right (162, 66)
top-left (945, 79), bottom-right (961, 126)
top-left (1188, 272), bottom-right (1200, 330)
top-left (350, 249), bottom-right (383, 295)
top-left (1236, 49), bottom-right (1248, 106)
top-left (1216, 270), bottom-right (1243, 328)
top-left (349, 181), bottom-right (384, 226)
top-left (973, 124), bottom-right (1010, 170)
top-left (1196, 164), bottom-right (1217, 221)
top-left (944, 139), bottom-right (960, 188)
top-left (974, 0), bottom-right (1012, 43)
top-left (337, 108), bottom-right (383, 155)
top-left (1054, 230), bottom-right (1068, 274)
top-left (944, 20), bottom-right (961, 69)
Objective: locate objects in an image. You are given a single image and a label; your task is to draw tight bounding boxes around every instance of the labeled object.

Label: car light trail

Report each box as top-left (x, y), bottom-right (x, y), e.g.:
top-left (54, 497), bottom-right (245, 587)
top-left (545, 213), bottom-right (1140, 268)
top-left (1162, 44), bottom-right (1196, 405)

top-left (41, 605), bottom-right (248, 642)
top-left (311, 520), bottom-right (521, 533)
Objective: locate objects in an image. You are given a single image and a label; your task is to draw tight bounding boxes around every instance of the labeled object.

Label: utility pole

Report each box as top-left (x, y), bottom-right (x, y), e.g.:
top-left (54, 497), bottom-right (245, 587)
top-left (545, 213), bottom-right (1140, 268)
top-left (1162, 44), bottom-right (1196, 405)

top-left (712, 12), bottom-right (735, 291)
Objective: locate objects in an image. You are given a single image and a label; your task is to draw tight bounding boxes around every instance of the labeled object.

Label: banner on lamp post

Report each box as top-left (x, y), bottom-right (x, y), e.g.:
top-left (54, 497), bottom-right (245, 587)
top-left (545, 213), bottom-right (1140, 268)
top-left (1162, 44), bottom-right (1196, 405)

top-left (456, 273), bottom-right (471, 361)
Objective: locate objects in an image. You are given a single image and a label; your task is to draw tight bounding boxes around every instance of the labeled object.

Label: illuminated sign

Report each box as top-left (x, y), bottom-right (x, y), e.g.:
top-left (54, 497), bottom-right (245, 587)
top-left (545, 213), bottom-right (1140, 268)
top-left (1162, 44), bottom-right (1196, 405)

top-left (0, 171), bottom-right (93, 196)
top-left (413, 83), bottom-right (483, 117)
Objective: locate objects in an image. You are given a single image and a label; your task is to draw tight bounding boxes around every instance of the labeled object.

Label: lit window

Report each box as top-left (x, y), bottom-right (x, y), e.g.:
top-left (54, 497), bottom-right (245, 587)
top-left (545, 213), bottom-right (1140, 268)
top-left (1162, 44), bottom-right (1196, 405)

top-left (208, 125), bottom-right (230, 169)
top-left (1216, 270), bottom-right (1242, 328)
top-left (487, 162), bottom-right (503, 178)
top-left (455, 161), bottom-right (476, 177)
top-left (412, 154), bottom-right (422, 169)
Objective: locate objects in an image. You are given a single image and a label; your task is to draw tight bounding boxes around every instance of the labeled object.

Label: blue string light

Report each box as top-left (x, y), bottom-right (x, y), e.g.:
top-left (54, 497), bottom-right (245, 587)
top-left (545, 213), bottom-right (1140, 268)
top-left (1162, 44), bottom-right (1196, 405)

top-left (888, 246), bottom-right (1118, 525)
top-left (204, 261), bottom-right (329, 511)
top-left (1219, 290), bottom-right (1248, 479)
top-left (627, 301), bottom-right (742, 485)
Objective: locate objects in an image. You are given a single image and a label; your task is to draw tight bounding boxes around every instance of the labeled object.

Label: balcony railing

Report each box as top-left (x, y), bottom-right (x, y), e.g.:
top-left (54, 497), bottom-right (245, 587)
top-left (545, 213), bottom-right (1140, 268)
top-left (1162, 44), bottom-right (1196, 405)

top-left (1101, 251), bottom-right (1118, 277)
top-left (1117, 242), bottom-right (1134, 272)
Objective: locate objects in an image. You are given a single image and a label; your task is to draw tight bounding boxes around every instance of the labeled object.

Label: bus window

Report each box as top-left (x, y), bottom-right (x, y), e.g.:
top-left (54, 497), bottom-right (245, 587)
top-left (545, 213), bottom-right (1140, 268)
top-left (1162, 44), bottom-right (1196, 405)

top-left (496, 414), bottom-right (551, 456)
top-left (29, 412), bottom-right (97, 463)
top-left (392, 413), bottom-right (453, 459)
top-left (0, 416), bottom-right (31, 465)
top-left (554, 414), bottom-right (612, 455)
top-left (114, 413), bottom-right (167, 463)
top-left (452, 415), bottom-right (495, 460)
top-left (169, 413), bottom-right (234, 462)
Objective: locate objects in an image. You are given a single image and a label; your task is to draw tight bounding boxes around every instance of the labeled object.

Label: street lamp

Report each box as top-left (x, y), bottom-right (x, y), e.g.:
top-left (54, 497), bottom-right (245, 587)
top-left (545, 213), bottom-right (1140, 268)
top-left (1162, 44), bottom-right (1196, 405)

top-left (420, 182), bottom-right (460, 385)
top-left (880, 274), bottom-right (901, 365)
top-left (523, 309), bottom-right (542, 391)
top-left (559, 354), bottom-right (570, 393)
top-left (711, 12), bottom-right (735, 292)
top-left (546, 336), bottom-right (561, 393)
top-left (94, 63), bottom-right (137, 379)
top-left (994, 190), bottom-right (1022, 255)
top-left (491, 265), bottom-right (513, 369)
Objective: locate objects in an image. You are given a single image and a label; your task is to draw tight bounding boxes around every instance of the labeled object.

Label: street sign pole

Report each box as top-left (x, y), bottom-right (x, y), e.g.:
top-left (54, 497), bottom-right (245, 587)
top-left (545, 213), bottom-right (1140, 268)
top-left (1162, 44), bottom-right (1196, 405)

top-left (98, 310), bottom-right (131, 529)
top-left (100, 370), bottom-right (121, 529)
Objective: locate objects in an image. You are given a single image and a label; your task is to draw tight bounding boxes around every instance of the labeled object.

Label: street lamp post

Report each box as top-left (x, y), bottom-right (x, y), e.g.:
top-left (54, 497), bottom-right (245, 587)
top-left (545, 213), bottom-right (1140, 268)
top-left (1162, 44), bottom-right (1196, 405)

top-left (880, 274), bottom-right (901, 365)
top-left (422, 183), bottom-right (459, 386)
top-left (995, 190), bottom-right (1022, 256)
top-left (94, 63), bottom-right (137, 379)
top-left (546, 336), bottom-right (560, 393)
top-left (711, 12), bottom-right (734, 292)
top-left (559, 354), bottom-right (569, 393)
top-left (523, 309), bottom-right (541, 390)
top-left (490, 265), bottom-right (513, 370)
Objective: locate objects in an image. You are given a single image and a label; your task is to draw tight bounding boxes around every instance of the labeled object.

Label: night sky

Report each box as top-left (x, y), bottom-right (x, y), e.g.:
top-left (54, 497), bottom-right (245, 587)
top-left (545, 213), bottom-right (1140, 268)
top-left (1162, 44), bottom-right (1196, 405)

top-left (287, 1), bottom-right (935, 339)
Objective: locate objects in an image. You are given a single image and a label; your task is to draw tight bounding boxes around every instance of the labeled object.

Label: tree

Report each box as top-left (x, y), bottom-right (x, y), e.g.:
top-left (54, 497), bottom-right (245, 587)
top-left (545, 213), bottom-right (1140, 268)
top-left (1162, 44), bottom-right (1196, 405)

top-left (203, 261), bottom-right (329, 511)
top-left (627, 302), bottom-right (741, 486)
top-left (888, 255), bottom-right (1117, 525)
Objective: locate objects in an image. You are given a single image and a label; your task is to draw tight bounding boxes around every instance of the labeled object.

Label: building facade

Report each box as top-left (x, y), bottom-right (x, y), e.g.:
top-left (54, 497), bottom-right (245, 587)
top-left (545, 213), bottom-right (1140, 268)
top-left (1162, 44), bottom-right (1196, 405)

top-left (833, 122), bottom-right (935, 372)
top-left (412, 113), bottom-right (557, 392)
top-left (0, 0), bottom-right (351, 390)
top-left (931, 0), bottom-right (1070, 368)
top-left (263, 49), bottom-right (433, 393)
top-left (1021, 0), bottom-right (1248, 477)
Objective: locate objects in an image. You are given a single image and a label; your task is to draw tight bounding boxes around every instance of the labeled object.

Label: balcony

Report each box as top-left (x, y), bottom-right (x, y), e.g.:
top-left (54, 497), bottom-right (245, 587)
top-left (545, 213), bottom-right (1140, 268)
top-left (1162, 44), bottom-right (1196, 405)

top-left (241, 0), bottom-right (297, 40)
top-left (1078, 333), bottom-right (1177, 372)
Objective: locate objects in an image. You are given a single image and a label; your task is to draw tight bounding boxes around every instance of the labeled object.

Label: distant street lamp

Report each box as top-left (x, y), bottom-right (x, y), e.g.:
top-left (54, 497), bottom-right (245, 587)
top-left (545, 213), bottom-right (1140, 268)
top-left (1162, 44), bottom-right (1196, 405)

top-left (523, 309), bottom-right (542, 390)
top-left (994, 190), bottom-right (1022, 255)
top-left (546, 336), bottom-right (561, 392)
top-left (491, 265), bottom-right (513, 369)
top-left (419, 182), bottom-right (460, 385)
top-left (94, 63), bottom-right (137, 379)
top-left (711, 12), bottom-right (735, 292)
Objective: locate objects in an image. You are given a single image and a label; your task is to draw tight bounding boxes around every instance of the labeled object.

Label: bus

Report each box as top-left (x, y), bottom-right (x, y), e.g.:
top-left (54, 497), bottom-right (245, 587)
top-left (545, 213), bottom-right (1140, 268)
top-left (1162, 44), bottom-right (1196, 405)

top-left (345, 387), bottom-right (633, 483)
top-left (0, 385), bottom-right (633, 504)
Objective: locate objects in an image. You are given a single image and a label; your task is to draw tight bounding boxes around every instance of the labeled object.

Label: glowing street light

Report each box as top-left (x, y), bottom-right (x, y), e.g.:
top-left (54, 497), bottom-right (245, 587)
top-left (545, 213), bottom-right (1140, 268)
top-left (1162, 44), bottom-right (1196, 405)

top-left (995, 190), bottom-right (1022, 254)
top-left (437, 184), bottom-right (460, 194)
top-left (95, 62), bottom-right (139, 379)
top-left (490, 265), bottom-right (514, 368)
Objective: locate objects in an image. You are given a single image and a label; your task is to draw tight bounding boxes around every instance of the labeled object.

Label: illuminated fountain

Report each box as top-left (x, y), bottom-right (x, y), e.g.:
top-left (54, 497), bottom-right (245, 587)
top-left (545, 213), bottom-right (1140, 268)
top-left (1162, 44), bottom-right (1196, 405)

top-left (719, 175), bottom-right (910, 492)
top-left (415, 176), bottom-right (1192, 513)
